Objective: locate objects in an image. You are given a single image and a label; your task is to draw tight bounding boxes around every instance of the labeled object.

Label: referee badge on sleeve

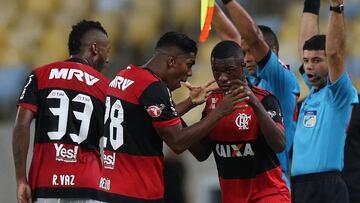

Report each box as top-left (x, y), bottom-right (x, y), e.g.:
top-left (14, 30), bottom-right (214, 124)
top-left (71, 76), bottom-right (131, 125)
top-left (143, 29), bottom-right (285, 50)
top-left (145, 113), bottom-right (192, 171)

top-left (303, 110), bottom-right (317, 128)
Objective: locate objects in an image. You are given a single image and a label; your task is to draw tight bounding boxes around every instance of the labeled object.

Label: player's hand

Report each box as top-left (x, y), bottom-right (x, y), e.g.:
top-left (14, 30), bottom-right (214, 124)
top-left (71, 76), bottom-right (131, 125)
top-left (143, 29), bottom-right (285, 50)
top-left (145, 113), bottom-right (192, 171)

top-left (17, 182), bottom-right (32, 203)
top-left (182, 80), bottom-right (217, 106)
top-left (217, 85), bottom-right (249, 116)
top-left (227, 79), bottom-right (259, 107)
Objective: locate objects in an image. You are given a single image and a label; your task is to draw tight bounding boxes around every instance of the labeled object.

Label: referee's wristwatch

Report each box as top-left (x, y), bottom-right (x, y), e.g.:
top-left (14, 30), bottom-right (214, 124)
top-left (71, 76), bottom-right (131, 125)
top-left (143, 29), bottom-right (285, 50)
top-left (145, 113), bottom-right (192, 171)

top-left (330, 3), bottom-right (344, 13)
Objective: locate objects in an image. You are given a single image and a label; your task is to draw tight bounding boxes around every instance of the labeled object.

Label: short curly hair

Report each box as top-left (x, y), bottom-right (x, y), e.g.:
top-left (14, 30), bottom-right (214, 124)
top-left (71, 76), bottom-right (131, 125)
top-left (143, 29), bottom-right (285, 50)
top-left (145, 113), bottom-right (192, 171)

top-left (155, 32), bottom-right (197, 55)
top-left (211, 40), bottom-right (244, 59)
top-left (68, 20), bottom-right (108, 55)
top-left (258, 25), bottom-right (279, 53)
top-left (303, 35), bottom-right (326, 51)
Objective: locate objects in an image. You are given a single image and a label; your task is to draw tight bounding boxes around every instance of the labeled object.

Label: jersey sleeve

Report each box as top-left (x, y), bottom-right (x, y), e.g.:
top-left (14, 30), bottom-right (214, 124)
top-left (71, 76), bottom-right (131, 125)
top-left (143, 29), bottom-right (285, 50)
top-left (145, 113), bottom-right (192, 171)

top-left (139, 81), bottom-right (181, 128)
top-left (328, 71), bottom-right (358, 108)
top-left (261, 94), bottom-right (284, 128)
top-left (257, 51), bottom-right (300, 98)
top-left (201, 108), bottom-right (207, 120)
top-left (201, 98), bottom-right (211, 120)
top-left (201, 94), bottom-right (218, 120)
top-left (17, 71), bottom-right (39, 113)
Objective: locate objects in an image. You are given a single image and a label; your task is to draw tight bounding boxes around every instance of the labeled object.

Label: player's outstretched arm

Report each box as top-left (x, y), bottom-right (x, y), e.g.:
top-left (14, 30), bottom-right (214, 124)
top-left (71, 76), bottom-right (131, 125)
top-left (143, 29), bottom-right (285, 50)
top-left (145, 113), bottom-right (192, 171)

top-left (298, 0), bottom-right (321, 60)
top-left (157, 87), bottom-right (248, 154)
top-left (212, 3), bottom-right (241, 45)
top-left (189, 138), bottom-right (213, 162)
top-left (222, 0), bottom-right (268, 62)
top-left (13, 107), bottom-right (34, 203)
top-left (180, 118), bottom-right (213, 162)
top-left (175, 80), bottom-right (216, 116)
top-left (327, 0), bottom-right (345, 83)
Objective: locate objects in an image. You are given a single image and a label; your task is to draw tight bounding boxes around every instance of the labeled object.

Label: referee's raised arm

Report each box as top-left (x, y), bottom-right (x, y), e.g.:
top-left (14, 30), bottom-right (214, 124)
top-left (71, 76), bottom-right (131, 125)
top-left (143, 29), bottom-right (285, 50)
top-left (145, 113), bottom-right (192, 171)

top-left (298, 0), bottom-right (321, 61)
top-left (222, 0), bottom-right (268, 62)
top-left (211, 3), bottom-right (241, 45)
top-left (326, 0), bottom-right (346, 83)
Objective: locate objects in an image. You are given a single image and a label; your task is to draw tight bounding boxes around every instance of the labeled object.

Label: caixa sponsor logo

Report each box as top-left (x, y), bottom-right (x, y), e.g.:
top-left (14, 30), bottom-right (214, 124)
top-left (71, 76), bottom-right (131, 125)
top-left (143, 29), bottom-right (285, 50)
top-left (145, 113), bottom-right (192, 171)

top-left (215, 143), bottom-right (254, 158)
top-left (54, 143), bottom-right (78, 163)
top-left (103, 152), bottom-right (115, 170)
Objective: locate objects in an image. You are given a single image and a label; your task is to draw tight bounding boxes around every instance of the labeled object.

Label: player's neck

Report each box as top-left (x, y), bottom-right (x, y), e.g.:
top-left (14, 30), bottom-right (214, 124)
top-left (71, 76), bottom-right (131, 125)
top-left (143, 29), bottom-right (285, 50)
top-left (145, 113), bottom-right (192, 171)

top-left (69, 56), bottom-right (90, 65)
top-left (141, 59), bottom-right (165, 80)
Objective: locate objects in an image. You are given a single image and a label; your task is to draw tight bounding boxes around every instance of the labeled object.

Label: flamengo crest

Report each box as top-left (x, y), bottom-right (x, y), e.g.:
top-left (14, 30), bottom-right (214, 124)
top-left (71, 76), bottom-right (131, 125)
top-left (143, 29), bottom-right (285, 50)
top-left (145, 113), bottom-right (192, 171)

top-left (235, 113), bottom-right (251, 130)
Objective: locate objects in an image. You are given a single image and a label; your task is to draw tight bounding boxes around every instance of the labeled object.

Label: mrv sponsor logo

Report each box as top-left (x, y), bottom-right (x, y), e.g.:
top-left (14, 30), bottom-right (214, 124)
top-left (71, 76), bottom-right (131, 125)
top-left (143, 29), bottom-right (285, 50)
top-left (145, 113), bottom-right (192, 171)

top-left (49, 68), bottom-right (99, 86)
top-left (109, 76), bottom-right (134, 91)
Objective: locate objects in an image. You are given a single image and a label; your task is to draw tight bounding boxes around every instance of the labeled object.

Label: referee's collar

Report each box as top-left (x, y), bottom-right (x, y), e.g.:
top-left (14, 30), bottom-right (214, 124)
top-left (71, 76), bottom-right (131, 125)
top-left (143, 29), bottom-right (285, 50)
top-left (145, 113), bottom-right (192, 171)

top-left (246, 77), bottom-right (254, 88)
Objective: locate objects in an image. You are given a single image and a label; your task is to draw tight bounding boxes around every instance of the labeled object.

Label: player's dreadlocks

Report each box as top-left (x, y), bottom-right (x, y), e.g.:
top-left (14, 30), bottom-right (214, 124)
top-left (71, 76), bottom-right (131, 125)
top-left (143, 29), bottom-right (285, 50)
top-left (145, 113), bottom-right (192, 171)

top-left (68, 20), bottom-right (108, 55)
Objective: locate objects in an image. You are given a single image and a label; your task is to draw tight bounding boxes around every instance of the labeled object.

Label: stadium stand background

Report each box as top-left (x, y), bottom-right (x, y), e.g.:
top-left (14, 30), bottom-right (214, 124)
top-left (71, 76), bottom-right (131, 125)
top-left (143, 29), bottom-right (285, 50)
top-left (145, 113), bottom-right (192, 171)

top-left (0, 0), bottom-right (359, 202)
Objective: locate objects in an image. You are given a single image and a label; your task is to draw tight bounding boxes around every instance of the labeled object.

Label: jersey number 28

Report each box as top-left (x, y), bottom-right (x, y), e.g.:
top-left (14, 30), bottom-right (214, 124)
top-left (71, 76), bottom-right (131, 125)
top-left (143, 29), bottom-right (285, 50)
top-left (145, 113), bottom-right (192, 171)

top-left (104, 96), bottom-right (124, 150)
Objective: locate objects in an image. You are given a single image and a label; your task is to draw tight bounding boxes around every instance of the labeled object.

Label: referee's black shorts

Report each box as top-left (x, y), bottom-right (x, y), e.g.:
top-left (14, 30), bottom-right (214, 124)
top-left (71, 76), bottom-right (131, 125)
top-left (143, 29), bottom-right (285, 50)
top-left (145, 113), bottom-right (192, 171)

top-left (291, 171), bottom-right (349, 203)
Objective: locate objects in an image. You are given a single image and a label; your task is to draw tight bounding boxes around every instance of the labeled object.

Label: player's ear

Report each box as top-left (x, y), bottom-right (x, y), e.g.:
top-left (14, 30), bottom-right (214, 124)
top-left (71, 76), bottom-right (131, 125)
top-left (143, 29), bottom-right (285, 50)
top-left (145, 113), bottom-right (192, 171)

top-left (167, 56), bottom-right (176, 68)
top-left (90, 43), bottom-right (98, 55)
top-left (271, 46), bottom-right (278, 55)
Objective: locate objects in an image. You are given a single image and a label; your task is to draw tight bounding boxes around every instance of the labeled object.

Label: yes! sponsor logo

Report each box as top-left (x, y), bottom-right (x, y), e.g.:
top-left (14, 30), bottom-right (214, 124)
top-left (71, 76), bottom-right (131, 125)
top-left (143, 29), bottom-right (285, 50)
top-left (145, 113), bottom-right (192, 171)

top-left (54, 143), bottom-right (78, 163)
top-left (103, 151), bottom-right (116, 170)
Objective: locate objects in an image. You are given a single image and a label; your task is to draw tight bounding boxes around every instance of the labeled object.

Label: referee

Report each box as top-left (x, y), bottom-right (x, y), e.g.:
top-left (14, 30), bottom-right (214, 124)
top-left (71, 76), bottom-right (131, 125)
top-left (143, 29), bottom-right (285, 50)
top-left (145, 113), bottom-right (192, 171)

top-left (291, 0), bottom-right (358, 202)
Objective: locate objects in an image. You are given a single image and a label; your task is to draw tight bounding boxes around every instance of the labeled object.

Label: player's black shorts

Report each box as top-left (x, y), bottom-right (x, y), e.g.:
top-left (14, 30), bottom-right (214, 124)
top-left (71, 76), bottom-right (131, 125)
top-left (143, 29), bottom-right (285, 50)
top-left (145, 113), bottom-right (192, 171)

top-left (291, 171), bottom-right (349, 203)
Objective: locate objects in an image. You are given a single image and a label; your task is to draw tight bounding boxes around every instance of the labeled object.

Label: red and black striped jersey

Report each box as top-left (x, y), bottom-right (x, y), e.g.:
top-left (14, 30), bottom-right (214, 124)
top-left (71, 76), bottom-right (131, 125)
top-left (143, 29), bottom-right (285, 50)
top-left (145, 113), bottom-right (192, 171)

top-left (204, 86), bottom-right (290, 203)
top-left (98, 64), bottom-right (180, 203)
top-left (17, 58), bottom-right (109, 200)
